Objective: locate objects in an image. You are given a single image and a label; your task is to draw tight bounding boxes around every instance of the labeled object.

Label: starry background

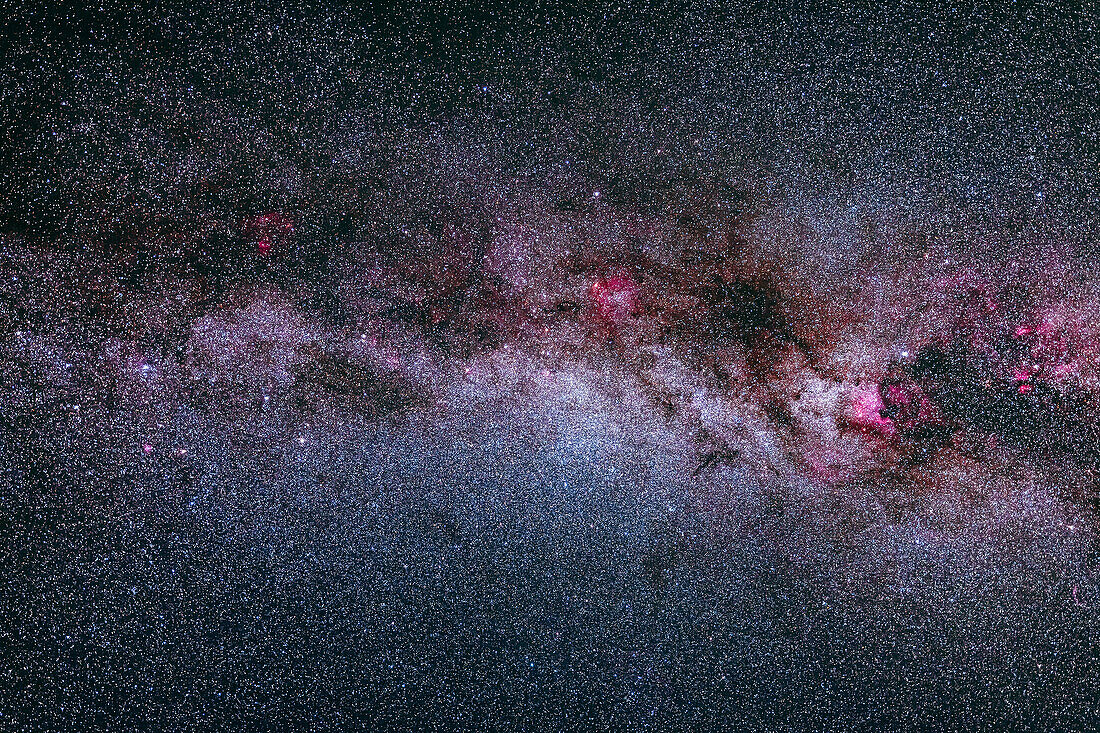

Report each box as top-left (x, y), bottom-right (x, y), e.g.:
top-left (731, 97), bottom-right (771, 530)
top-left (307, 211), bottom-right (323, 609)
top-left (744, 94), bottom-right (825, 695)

top-left (3, 2), bottom-right (1100, 731)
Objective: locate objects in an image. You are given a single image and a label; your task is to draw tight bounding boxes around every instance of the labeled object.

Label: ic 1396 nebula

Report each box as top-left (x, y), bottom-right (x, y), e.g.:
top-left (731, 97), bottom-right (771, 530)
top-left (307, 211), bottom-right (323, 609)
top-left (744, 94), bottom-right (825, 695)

top-left (3, 3), bottom-right (1100, 731)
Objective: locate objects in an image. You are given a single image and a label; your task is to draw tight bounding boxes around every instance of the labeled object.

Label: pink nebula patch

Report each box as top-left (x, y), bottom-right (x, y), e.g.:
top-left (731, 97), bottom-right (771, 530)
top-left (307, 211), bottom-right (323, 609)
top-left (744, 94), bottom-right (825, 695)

top-left (849, 382), bottom-right (896, 437)
top-left (589, 272), bottom-right (640, 324)
top-left (880, 378), bottom-right (945, 436)
top-left (245, 212), bottom-right (294, 256)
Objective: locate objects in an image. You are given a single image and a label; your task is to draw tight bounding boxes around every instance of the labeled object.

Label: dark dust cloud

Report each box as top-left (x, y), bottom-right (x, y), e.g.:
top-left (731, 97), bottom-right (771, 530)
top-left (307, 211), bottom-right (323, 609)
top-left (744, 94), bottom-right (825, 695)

top-left (2, 2), bottom-right (1100, 730)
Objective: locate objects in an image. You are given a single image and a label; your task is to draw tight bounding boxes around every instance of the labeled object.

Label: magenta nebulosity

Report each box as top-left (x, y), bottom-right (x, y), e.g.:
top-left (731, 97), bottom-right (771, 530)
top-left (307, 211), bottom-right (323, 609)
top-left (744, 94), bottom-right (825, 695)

top-left (245, 212), bottom-right (294, 256)
top-left (589, 272), bottom-right (641, 325)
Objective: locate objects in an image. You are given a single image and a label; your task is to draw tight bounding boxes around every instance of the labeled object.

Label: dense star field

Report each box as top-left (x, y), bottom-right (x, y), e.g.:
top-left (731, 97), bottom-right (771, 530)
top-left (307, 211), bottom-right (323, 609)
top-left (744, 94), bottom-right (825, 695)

top-left (3, 2), bottom-right (1100, 730)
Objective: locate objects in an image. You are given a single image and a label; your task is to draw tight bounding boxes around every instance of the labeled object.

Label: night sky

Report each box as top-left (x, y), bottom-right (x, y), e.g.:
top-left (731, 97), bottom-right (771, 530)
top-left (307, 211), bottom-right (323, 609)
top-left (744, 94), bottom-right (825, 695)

top-left (3, 2), bottom-right (1100, 731)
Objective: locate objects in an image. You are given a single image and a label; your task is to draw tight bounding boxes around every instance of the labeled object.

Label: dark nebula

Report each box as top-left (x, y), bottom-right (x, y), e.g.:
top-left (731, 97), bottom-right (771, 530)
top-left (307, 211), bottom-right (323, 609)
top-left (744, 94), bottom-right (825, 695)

top-left (4, 3), bottom-right (1100, 731)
